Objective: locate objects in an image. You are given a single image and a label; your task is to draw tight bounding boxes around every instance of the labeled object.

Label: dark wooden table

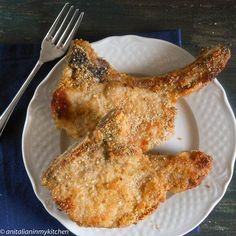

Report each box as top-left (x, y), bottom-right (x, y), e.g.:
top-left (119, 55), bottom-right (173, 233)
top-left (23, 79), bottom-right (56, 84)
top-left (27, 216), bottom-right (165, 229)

top-left (0, 1), bottom-right (235, 235)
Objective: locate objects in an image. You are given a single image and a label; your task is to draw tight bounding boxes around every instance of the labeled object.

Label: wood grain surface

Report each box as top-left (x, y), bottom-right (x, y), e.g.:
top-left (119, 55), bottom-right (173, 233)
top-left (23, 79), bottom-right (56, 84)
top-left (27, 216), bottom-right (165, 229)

top-left (0, 0), bottom-right (235, 235)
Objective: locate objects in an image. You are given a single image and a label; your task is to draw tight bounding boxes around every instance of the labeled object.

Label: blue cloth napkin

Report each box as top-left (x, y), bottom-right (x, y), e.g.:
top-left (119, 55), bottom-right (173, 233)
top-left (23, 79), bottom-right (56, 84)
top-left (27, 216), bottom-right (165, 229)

top-left (0, 29), bottom-right (199, 235)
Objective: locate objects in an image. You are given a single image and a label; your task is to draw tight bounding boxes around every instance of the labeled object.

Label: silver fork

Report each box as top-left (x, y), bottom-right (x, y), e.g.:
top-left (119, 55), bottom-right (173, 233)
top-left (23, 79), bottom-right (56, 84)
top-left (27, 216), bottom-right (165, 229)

top-left (0, 3), bottom-right (84, 136)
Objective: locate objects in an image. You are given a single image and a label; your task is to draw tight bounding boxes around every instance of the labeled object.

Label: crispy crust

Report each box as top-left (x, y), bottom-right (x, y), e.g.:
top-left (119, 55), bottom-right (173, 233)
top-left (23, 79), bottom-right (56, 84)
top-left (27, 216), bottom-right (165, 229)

top-left (51, 40), bottom-right (230, 151)
top-left (42, 110), bottom-right (212, 228)
top-left (51, 87), bottom-right (70, 119)
top-left (44, 40), bottom-right (222, 227)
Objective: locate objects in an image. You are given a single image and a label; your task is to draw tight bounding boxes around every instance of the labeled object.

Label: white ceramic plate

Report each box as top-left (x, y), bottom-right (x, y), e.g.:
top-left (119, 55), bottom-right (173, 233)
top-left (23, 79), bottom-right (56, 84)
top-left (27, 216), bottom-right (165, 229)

top-left (22, 36), bottom-right (236, 236)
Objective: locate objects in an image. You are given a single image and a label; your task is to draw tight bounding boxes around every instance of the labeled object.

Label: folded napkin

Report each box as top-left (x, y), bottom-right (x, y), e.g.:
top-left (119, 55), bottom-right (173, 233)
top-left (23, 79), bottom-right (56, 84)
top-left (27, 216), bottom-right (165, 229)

top-left (0, 29), bottom-right (199, 235)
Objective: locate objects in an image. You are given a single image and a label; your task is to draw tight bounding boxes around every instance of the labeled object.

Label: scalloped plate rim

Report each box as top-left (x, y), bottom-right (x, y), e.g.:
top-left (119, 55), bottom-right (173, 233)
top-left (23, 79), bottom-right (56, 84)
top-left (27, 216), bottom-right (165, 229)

top-left (22, 35), bottom-right (236, 236)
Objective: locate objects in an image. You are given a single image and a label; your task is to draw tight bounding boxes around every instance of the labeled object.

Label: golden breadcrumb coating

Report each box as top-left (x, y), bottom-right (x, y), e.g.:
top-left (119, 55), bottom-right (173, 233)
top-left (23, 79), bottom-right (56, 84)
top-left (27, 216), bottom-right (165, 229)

top-left (42, 110), bottom-right (212, 228)
top-left (51, 40), bottom-right (230, 151)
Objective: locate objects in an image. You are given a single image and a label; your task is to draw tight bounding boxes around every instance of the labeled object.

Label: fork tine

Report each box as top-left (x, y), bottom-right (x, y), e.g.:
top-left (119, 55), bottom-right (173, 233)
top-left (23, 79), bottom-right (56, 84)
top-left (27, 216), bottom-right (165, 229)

top-left (56, 9), bottom-right (79, 47)
top-left (63, 12), bottom-right (84, 49)
top-left (45, 2), bottom-right (69, 40)
top-left (52, 5), bottom-right (74, 43)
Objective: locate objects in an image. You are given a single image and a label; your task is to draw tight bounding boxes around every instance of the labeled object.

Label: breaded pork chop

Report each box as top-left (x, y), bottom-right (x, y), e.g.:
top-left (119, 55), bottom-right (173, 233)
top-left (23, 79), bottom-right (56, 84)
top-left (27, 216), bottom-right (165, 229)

top-left (51, 40), bottom-right (230, 151)
top-left (42, 110), bottom-right (212, 228)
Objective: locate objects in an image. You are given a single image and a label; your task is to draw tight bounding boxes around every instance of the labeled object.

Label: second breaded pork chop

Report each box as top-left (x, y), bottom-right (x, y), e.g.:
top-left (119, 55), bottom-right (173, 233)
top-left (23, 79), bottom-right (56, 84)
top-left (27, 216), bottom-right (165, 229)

top-left (42, 110), bottom-right (212, 228)
top-left (51, 40), bottom-right (230, 151)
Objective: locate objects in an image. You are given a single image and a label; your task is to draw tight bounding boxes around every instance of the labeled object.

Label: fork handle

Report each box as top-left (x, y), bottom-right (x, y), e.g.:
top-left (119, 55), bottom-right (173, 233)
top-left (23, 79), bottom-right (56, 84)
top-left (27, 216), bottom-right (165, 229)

top-left (0, 60), bottom-right (43, 136)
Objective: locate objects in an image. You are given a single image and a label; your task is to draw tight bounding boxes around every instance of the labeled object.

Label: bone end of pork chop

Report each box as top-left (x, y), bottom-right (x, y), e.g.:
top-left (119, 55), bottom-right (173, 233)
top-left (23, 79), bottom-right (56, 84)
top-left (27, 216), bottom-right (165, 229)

top-left (172, 45), bottom-right (231, 98)
top-left (149, 150), bottom-right (213, 193)
top-left (122, 45), bottom-right (231, 98)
